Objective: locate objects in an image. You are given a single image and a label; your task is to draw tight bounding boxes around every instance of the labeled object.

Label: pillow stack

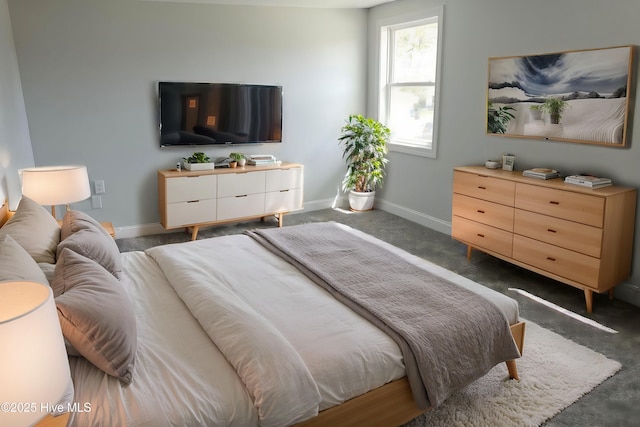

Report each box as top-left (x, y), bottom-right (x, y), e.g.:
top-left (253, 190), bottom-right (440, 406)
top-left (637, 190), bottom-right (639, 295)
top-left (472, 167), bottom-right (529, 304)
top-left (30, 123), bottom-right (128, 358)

top-left (0, 198), bottom-right (137, 384)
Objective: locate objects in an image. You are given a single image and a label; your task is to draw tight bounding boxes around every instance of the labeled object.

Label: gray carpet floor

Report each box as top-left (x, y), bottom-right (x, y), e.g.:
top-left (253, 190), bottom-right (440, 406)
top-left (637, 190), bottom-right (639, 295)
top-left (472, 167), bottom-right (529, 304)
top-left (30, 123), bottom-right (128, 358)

top-left (116, 208), bottom-right (640, 426)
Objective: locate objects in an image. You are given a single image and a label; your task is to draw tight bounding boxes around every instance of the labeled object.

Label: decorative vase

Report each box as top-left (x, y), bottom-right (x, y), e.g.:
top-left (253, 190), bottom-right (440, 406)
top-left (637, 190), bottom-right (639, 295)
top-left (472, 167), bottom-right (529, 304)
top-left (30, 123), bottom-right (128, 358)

top-left (238, 158), bottom-right (246, 167)
top-left (348, 190), bottom-right (375, 211)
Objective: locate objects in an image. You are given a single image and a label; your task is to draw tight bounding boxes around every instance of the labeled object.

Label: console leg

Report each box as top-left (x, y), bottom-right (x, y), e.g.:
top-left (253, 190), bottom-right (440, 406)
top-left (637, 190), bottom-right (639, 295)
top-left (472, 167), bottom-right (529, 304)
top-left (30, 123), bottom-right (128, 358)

top-left (466, 245), bottom-right (472, 260)
top-left (191, 226), bottom-right (199, 241)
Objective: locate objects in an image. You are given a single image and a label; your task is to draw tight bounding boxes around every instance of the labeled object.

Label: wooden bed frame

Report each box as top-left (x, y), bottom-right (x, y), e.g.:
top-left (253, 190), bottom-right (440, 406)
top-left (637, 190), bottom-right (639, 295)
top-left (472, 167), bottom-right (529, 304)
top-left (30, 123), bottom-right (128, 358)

top-left (0, 201), bottom-right (525, 427)
top-left (295, 321), bottom-right (525, 427)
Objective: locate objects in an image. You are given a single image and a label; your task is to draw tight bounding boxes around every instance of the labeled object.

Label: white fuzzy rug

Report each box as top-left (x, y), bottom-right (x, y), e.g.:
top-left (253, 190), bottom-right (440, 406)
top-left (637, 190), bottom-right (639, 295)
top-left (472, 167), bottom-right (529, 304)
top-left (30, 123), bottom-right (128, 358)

top-left (403, 321), bottom-right (621, 427)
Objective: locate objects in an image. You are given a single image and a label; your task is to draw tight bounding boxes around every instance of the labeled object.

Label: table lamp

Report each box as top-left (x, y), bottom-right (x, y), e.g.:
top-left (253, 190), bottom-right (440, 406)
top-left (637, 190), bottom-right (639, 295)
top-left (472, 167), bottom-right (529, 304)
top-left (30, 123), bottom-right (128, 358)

top-left (0, 281), bottom-right (72, 427)
top-left (21, 166), bottom-right (91, 218)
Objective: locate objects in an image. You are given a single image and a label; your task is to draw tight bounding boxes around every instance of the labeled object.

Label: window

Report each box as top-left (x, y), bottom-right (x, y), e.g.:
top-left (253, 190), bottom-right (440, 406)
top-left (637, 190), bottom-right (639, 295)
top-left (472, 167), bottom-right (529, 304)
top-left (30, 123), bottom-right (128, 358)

top-left (378, 7), bottom-right (443, 158)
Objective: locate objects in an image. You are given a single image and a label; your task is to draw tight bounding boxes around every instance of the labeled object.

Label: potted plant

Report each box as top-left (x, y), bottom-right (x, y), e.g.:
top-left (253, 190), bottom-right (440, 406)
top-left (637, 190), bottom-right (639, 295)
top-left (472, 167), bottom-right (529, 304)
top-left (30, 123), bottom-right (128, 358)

top-left (539, 97), bottom-right (568, 124)
top-left (229, 152), bottom-right (246, 167)
top-left (182, 152), bottom-right (215, 170)
top-left (338, 114), bottom-right (390, 211)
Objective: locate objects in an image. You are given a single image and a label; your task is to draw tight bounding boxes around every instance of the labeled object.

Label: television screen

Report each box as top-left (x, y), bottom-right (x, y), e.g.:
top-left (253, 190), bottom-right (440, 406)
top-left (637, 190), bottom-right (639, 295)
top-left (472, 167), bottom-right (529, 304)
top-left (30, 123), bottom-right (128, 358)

top-left (159, 82), bottom-right (283, 147)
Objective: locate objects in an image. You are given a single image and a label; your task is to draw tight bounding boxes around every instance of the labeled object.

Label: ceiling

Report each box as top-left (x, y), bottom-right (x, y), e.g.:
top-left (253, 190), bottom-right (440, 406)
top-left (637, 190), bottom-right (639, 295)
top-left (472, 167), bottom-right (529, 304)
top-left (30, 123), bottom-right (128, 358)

top-left (141, 0), bottom-right (395, 8)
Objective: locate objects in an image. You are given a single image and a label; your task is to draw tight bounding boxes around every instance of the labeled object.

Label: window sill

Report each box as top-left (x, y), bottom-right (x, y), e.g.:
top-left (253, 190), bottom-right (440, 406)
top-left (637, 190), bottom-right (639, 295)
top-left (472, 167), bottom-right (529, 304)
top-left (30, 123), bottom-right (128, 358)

top-left (388, 142), bottom-right (436, 158)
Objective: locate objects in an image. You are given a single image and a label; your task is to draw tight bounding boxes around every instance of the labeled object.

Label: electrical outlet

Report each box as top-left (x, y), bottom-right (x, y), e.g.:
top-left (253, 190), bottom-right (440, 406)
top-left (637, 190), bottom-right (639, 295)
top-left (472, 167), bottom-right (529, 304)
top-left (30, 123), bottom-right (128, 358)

top-left (92, 195), bottom-right (102, 209)
top-left (94, 180), bottom-right (106, 194)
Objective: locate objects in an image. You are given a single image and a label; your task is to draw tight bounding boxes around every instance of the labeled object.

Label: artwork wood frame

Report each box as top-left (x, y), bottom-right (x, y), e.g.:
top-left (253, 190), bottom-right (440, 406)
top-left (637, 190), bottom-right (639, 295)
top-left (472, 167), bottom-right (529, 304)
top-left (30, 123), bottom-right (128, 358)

top-left (487, 45), bottom-right (634, 147)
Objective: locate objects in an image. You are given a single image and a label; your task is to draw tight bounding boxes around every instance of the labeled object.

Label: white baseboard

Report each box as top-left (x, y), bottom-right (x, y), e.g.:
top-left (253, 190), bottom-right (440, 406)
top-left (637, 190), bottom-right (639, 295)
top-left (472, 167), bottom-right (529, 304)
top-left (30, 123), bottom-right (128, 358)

top-left (375, 198), bottom-right (452, 235)
top-left (614, 282), bottom-right (640, 307)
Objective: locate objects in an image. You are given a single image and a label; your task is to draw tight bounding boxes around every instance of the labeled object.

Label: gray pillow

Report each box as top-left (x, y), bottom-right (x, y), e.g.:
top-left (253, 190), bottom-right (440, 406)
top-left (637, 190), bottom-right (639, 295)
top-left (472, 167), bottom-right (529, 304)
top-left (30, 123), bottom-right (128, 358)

top-left (0, 196), bottom-right (60, 263)
top-left (60, 209), bottom-right (111, 241)
top-left (58, 228), bottom-right (122, 279)
top-left (53, 248), bottom-right (137, 384)
top-left (0, 235), bottom-right (49, 284)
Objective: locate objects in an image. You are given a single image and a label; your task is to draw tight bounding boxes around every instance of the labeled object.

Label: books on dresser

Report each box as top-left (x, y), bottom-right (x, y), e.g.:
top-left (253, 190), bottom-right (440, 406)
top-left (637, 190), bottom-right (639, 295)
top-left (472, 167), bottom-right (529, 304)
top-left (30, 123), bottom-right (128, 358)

top-left (522, 168), bottom-right (560, 180)
top-left (564, 175), bottom-right (612, 188)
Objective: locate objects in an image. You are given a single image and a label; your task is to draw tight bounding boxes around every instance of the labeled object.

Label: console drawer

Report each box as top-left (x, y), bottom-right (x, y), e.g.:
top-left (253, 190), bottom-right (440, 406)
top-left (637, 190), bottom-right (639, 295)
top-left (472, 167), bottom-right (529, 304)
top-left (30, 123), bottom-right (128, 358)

top-left (515, 183), bottom-right (604, 227)
top-left (166, 198), bottom-right (217, 228)
top-left (513, 235), bottom-right (599, 288)
top-left (265, 168), bottom-right (303, 192)
top-left (514, 209), bottom-right (602, 257)
top-left (452, 216), bottom-right (512, 257)
top-left (265, 188), bottom-right (303, 213)
top-left (166, 175), bottom-right (217, 203)
top-left (453, 171), bottom-right (515, 206)
top-left (217, 193), bottom-right (265, 220)
top-left (218, 171), bottom-right (266, 198)
top-left (452, 193), bottom-right (514, 232)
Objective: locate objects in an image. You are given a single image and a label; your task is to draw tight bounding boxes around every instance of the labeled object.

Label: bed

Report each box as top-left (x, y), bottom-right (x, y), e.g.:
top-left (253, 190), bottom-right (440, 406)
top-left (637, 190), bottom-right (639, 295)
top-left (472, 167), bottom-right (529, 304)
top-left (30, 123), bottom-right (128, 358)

top-left (0, 199), bottom-right (525, 427)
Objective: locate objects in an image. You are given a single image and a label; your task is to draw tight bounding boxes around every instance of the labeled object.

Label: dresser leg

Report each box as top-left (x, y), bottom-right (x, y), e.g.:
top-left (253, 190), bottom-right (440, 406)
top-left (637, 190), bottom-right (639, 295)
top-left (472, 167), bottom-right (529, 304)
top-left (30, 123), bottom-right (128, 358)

top-left (466, 245), bottom-right (472, 260)
top-left (608, 288), bottom-right (615, 300)
top-left (191, 225), bottom-right (199, 241)
top-left (584, 289), bottom-right (593, 314)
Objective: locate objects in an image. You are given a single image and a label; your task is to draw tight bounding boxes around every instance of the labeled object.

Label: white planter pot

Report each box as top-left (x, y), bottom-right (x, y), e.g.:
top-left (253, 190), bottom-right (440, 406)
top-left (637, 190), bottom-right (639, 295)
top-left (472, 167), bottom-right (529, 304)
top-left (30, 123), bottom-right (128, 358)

top-left (183, 162), bottom-right (215, 171)
top-left (348, 190), bottom-right (375, 211)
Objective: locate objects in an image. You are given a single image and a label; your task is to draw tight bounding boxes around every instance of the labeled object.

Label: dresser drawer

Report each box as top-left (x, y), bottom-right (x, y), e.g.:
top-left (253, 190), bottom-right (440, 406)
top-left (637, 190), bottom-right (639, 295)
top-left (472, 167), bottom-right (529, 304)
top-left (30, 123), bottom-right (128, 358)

top-left (166, 198), bottom-right (217, 227)
top-left (452, 216), bottom-right (513, 257)
top-left (514, 209), bottom-right (602, 257)
top-left (166, 175), bottom-right (217, 203)
top-left (452, 193), bottom-right (514, 232)
top-left (453, 171), bottom-right (515, 206)
top-left (218, 171), bottom-right (266, 198)
top-left (265, 188), bottom-right (303, 213)
top-left (217, 193), bottom-right (265, 220)
top-left (515, 183), bottom-right (604, 227)
top-left (265, 168), bottom-right (303, 192)
top-left (513, 235), bottom-right (599, 288)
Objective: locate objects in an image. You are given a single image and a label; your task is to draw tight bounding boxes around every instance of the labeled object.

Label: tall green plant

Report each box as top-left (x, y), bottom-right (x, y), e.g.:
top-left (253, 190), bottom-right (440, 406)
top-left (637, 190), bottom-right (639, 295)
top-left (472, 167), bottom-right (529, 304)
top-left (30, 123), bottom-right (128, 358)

top-left (339, 114), bottom-right (390, 193)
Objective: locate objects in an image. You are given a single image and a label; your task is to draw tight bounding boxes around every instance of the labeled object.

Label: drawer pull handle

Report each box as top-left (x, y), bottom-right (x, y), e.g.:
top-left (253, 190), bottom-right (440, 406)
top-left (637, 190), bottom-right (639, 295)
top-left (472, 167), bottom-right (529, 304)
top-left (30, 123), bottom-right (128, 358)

top-left (236, 195), bottom-right (248, 198)
top-left (477, 210), bottom-right (485, 214)
top-left (546, 257), bottom-right (556, 262)
top-left (547, 229), bottom-right (557, 233)
top-left (478, 186), bottom-right (487, 190)
top-left (477, 233), bottom-right (485, 238)
top-left (549, 201), bottom-right (560, 205)
top-left (187, 200), bottom-right (199, 203)
top-left (280, 189), bottom-right (290, 193)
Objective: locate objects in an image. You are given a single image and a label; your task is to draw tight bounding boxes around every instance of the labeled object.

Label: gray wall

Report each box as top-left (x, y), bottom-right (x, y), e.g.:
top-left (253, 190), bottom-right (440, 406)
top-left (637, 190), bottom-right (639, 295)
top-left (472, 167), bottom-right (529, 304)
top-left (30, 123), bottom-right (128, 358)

top-left (368, 0), bottom-right (640, 306)
top-left (0, 0), bottom-right (34, 210)
top-left (7, 0), bottom-right (366, 228)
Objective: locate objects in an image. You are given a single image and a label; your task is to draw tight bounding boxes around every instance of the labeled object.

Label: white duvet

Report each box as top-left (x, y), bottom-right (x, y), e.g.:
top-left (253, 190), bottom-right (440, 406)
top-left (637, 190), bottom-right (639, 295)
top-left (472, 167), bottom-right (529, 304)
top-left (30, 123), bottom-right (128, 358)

top-left (68, 225), bottom-right (518, 426)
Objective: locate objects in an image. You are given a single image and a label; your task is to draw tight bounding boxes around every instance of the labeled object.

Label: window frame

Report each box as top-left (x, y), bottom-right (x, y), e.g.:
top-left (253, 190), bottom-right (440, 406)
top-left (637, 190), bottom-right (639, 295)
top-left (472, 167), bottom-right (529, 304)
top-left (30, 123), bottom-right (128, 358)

top-left (375, 6), bottom-right (444, 159)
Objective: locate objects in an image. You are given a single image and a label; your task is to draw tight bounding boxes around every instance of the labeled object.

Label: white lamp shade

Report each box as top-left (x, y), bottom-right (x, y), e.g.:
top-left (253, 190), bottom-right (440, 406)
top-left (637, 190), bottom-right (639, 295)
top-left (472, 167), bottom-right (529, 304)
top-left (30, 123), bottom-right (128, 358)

top-left (0, 281), bottom-right (71, 427)
top-left (21, 165), bottom-right (91, 206)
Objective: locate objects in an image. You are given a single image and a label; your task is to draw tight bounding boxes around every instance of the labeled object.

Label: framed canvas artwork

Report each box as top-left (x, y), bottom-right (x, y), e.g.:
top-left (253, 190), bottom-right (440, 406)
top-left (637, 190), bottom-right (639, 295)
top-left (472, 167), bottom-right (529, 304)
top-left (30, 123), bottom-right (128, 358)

top-left (487, 45), bottom-right (634, 147)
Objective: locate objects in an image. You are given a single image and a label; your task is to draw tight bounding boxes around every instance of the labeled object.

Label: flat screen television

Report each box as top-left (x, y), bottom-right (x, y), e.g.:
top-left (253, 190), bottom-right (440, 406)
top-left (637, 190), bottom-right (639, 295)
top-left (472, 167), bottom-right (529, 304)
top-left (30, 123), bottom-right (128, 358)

top-left (158, 82), bottom-right (283, 148)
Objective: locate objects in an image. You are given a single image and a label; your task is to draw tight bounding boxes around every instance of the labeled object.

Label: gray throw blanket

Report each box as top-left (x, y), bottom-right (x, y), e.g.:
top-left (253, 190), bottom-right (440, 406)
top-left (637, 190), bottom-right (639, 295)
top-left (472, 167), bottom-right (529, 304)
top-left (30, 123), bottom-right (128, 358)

top-left (246, 222), bottom-right (520, 409)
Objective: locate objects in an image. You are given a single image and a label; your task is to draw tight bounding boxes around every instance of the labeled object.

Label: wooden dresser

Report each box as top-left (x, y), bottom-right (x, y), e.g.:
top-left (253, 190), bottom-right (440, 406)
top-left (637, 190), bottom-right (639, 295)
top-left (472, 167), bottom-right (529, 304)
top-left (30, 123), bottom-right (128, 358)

top-left (452, 166), bottom-right (637, 313)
